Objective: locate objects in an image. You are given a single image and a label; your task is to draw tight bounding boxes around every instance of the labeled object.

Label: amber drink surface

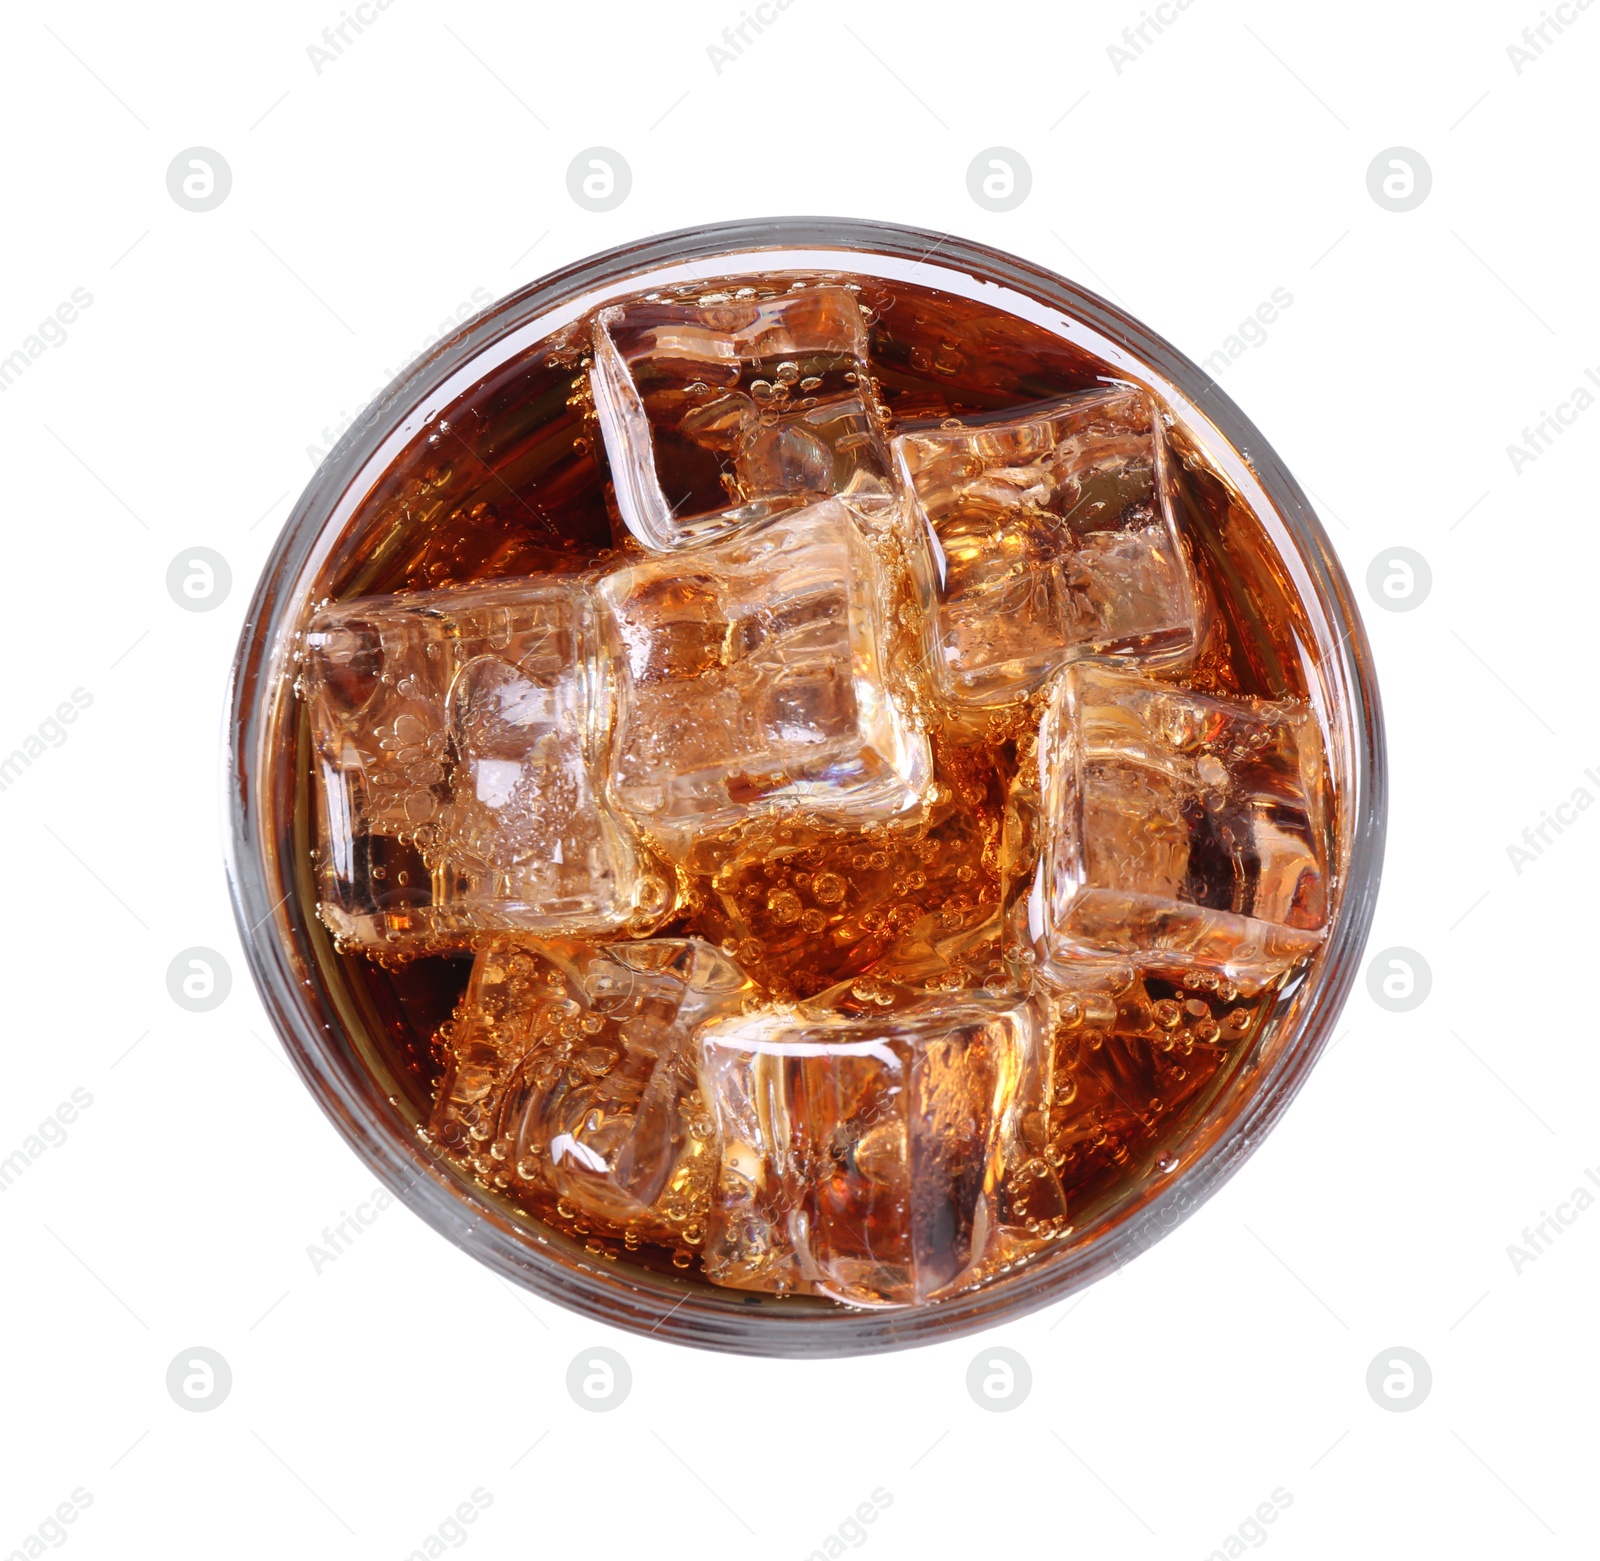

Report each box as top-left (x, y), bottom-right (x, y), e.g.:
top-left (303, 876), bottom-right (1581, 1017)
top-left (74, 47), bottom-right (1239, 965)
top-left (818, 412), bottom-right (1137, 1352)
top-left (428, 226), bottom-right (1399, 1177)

top-left (293, 267), bottom-right (1338, 1308)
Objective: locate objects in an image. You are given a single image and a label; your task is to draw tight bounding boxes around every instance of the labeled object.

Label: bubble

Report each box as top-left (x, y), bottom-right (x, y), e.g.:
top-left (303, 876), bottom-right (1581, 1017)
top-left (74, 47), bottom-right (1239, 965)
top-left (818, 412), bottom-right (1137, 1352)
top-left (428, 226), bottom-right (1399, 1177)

top-left (811, 872), bottom-right (846, 905)
top-left (767, 887), bottom-right (802, 925)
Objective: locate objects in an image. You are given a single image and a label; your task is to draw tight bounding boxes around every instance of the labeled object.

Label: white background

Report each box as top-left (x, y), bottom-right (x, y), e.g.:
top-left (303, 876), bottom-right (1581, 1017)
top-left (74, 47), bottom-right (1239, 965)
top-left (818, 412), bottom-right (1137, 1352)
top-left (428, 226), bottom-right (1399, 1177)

top-left (1, 1), bottom-right (1595, 1556)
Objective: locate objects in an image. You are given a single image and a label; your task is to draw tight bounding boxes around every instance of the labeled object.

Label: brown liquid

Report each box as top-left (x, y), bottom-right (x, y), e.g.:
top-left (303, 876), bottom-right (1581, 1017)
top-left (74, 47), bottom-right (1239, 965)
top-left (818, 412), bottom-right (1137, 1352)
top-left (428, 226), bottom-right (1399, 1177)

top-left (294, 271), bottom-right (1325, 1290)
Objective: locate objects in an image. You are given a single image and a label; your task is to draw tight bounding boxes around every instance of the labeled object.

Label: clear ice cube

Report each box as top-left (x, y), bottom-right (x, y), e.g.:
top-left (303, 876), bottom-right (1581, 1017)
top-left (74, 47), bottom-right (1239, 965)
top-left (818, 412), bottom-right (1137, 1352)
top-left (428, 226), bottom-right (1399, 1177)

top-left (305, 579), bottom-right (661, 951)
top-left (1030, 663), bottom-right (1329, 991)
top-left (596, 498), bottom-right (930, 839)
top-left (591, 285), bottom-right (893, 551)
top-left (697, 992), bottom-right (1060, 1305)
top-left (892, 387), bottom-right (1197, 705)
top-left (435, 939), bottom-right (752, 1235)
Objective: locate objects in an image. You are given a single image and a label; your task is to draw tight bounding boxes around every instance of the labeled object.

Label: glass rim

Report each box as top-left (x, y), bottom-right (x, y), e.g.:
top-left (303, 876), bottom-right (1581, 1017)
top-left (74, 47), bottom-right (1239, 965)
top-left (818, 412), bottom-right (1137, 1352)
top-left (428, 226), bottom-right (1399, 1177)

top-left (224, 215), bottom-right (1386, 1358)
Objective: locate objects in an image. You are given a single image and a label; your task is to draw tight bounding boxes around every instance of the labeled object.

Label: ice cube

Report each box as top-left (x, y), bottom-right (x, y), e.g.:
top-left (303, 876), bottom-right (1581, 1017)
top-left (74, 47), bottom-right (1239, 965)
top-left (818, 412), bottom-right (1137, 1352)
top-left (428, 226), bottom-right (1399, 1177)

top-left (591, 286), bottom-right (893, 551)
top-left (305, 579), bottom-right (663, 951)
top-left (892, 388), bottom-right (1197, 705)
top-left (435, 939), bottom-right (752, 1237)
top-left (596, 498), bottom-right (930, 839)
top-left (1029, 663), bottom-right (1329, 991)
top-left (697, 992), bottom-right (1059, 1305)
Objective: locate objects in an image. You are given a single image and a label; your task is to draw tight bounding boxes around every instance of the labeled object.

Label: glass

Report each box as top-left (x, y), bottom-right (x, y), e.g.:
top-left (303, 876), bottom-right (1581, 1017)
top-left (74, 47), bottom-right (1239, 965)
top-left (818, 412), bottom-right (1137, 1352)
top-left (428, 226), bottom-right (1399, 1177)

top-left (225, 218), bottom-right (1384, 1357)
